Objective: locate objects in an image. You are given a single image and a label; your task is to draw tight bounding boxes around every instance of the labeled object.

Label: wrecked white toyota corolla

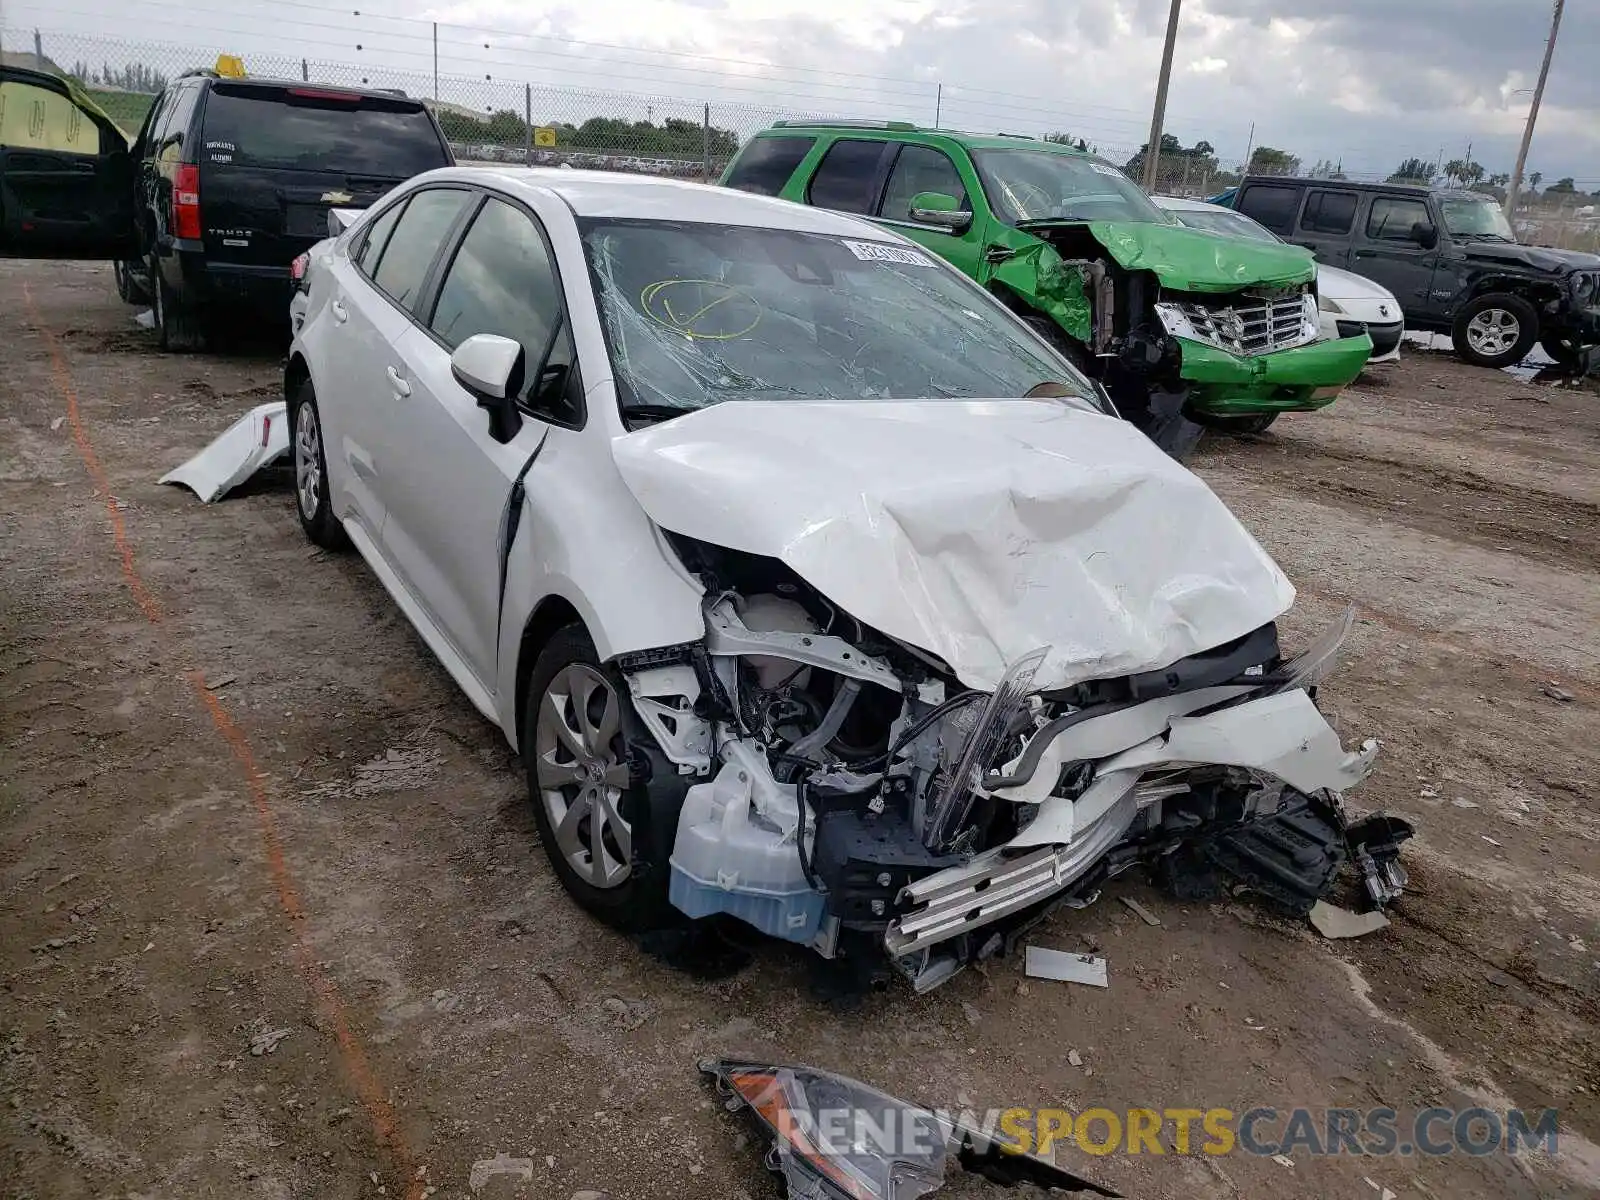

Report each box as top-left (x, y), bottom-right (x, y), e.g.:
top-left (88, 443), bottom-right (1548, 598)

top-left (287, 168), bottom-right (1408, 992)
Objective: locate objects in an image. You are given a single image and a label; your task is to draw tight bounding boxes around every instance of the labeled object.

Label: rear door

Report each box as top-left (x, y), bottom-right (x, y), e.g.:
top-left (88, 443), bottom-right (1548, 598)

top-left (0, 68), bottom-right (135, 259)
top-left (316, 185), bottom-right (474, 542)
top-left (1293, 187), bottom-right (1360, 269)
top-left (194, 82), bottom-right (451, 271)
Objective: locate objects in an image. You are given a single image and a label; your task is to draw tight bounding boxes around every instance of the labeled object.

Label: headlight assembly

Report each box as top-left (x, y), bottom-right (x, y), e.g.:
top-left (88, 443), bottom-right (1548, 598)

top-left (1318, 292), bottom-right (1345, 314)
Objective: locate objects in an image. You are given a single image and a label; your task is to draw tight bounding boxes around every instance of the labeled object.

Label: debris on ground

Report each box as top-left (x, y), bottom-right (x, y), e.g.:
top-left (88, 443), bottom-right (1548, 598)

top-left (700, 1059), bottom-right (1118, 1198)
top-left (158, 401), bottom-right (288, 503)
top-left (204, 674), bottom-right (237, 691)
top-left (1024, 946), bottom-right (1109, 987)
top-left (468, 1154), bottom-right (535, 1193)
top-left (1543, 683), bottom-right (1575, 703)
top-left (248, 1028), bottom-right (293, 1056)
top-left (1119, 896), bottom-right (1162, 926)
top-left (1309, 901), bottom-right (1390, 939)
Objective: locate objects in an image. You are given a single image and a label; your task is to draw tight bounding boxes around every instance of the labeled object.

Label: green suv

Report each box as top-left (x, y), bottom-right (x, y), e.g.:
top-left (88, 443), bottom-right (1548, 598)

top-left (722, 122), bottom-right (1373, 448)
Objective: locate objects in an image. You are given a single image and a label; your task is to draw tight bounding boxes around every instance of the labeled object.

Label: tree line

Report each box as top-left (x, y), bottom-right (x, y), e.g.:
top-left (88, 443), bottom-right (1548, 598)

top-left (432, 106), bottom-right (739, 161)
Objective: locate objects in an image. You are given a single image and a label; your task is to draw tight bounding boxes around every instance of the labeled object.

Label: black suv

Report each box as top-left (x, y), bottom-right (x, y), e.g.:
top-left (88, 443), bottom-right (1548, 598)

top-left (1, 65), bottom-right (453, 350)
top-left (1223, 176), bottom-right (1600, 371)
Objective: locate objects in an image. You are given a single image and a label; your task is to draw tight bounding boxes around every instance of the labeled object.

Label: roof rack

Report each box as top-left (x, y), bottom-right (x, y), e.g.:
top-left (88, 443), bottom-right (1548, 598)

top-left (772, 119), bottom-right (918, 131)
top-left (178, 67), bottom-right (220, 80)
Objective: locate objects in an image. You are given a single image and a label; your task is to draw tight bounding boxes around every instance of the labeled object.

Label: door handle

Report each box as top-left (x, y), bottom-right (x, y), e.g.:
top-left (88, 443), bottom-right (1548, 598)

top-left (386, 365), bottom-right (411, 398)
top-left (330, 298), bottom-right (349, 323)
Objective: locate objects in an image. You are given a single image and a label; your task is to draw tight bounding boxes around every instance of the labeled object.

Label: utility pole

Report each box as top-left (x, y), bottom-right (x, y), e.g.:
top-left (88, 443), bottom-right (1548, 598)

top-left (432, 22), bottom-right (439, 102)
top-left (1240, 122), bottom-right (1255, 180)
top-left (934, 83), bottom-right (942, 128)
top-left (1141, 0), bottom-right (1182, 191)
top-left (702, 103), bottom-right (711, 181)
top-left (1506, 0), bottom-right (1564, 218)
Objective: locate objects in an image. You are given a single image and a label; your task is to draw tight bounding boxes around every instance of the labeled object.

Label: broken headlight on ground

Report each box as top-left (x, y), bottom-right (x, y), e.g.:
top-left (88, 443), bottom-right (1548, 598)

top-left (700, 1058), bottom-right (1117, 1199)
top-left (620, 538), bottom-right (1410, 992)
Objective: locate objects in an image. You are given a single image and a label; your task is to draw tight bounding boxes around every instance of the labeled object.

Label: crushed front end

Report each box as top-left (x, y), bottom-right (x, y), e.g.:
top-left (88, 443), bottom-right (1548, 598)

top-left (618, 539), bottom-right (1409, 994)
top-left (987, 219), bottom-right (1371, 442)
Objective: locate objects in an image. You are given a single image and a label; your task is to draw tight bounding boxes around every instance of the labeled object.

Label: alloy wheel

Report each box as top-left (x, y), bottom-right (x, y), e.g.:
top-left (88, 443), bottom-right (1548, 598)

top-left (534, 664), bottom-right (634, 889)
top-left (1465, 308), bottom-right (1520, 357)
top-left (294, 401), bottom-right (323, 521)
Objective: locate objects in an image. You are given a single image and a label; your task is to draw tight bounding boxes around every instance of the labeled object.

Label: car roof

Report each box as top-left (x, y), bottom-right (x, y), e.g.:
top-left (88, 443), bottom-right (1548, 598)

top-left (1239, 175), bottom-right (1434, 195)
top-left (759, 122), bottom-right (1095, 157)
top-left (425, 166), bottom-right (902, 235)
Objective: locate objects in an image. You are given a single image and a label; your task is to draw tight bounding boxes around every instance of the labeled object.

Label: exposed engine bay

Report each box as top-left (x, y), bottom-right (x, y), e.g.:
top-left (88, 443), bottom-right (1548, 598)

top-left (615, 536), bottom-right (1412, 993)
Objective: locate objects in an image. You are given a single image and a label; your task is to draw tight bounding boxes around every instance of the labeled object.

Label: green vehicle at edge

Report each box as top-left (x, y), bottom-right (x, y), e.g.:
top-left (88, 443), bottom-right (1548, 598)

top-left (720, 122), bottom-right (1373, 450)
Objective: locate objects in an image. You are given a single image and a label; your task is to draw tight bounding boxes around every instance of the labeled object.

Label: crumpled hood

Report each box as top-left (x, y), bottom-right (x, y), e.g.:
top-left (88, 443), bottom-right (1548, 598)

top-left (1027, 219), bottom-right (1317, 293)
top-left (1461, 240), bottom-right (1600, 273)
top-left (611, 399), bottom-right (1295, 692)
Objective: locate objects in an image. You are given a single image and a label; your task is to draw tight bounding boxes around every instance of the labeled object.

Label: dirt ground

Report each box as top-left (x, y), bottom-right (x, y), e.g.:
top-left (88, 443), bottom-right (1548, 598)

top-left (3, 259), bottom-right (1597, 1200)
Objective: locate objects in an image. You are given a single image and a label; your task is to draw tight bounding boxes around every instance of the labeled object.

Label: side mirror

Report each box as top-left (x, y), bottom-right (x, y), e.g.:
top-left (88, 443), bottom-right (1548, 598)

top-left (1411, 221), bottom-right (1439, 250)
top-left (909, 190), bottom-right (973, 233)
top-left (451, 333), bottom-right (524, 444)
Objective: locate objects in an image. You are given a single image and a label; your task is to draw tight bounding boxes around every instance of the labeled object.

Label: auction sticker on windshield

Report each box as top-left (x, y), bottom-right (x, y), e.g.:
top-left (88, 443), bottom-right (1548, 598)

top-left (843, 240), bottom-right (934, 267)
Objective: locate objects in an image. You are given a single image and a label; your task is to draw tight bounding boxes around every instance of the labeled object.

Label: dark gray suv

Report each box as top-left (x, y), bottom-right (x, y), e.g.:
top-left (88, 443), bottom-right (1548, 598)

top-left (1220, 176), bottom-right (1600, 371)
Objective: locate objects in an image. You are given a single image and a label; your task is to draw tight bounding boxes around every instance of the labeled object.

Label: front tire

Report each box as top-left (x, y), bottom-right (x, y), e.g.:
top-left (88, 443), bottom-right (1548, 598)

top-left (1452, 293), bottom-right (1538, 368)
top-left (1193, 411), bottom-right (1279, 436)
top-left (150, 251), bottom-right (204, 353)
top-left (523, 626), bottom-right (683, 933)
top-left (288, 379), bottom-right (348, 550)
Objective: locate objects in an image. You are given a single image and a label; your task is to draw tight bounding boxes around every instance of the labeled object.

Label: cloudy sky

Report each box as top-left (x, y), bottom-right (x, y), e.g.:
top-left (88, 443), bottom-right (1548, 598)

top-left (6, 0), bottom-right (1596, 183)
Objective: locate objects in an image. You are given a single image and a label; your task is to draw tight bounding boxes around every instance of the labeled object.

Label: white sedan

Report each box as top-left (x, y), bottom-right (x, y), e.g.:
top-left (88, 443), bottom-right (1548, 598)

top-left (285, 167), bottom-right (1402, 991)
top-left (1155, 194), bottom-right (1404, 363)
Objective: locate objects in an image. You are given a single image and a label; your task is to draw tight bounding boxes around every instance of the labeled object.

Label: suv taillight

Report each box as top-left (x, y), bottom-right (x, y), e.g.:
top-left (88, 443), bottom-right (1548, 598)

top-left (173, 163), bottom-right (202, 240)
top-left (290, 252), bottom-right (311, 291)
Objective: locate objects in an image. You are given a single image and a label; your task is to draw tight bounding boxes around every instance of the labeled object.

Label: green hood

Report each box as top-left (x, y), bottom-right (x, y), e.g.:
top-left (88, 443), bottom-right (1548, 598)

top-left (1024, 219), bottom-right (1316, 293)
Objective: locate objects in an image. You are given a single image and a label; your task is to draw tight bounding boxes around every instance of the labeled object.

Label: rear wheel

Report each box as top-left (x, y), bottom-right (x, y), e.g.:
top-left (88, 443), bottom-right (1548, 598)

top-left (149, 251), bottom-right (204, 353)
top-left (113, 259), bottom-right (149, 305)
top-left (523, 626), bottom-right (684, 933)
top-left (1452, 293), bottom-right (1537, 368)
top-left (288, 378), bottom-right (348, 550)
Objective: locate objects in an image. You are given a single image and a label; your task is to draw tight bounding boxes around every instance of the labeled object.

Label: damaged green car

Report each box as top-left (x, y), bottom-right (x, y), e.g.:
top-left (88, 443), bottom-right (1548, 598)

top-left (722, 123), bottom-right (1372, 450)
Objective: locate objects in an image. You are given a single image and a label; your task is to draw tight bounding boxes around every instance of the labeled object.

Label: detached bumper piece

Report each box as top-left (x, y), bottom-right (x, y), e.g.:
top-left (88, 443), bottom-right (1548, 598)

top-left (701, 1058), bottom-right (1118, 1199)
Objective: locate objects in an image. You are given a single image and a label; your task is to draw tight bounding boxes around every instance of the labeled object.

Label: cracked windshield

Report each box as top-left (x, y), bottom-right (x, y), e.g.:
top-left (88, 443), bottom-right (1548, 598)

top-left (580, 220), bottom-right (1096, 419)
top-left (1439, 194), bottom-right (1517, 242)
top-left (972, 148), bottom-right (1174, 225)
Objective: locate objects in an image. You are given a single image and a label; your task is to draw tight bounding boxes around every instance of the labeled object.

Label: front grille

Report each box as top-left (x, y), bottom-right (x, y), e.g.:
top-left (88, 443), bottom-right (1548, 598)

top-left (1167, 293), bottom-right (1314, 356)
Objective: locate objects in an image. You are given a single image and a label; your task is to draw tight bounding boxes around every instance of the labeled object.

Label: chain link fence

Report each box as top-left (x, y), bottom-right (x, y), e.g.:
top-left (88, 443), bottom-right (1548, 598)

top-left (7, 23), bottom-right (1600, 250)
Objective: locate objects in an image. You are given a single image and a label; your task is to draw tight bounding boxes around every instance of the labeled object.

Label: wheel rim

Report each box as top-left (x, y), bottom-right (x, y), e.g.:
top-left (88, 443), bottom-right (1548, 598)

top-left (534, 664), bottom-right (633, 889)
top-left (1466, 308), bottom-right (1520, 357)
top-left (294, 400), bottom-right (323, 520)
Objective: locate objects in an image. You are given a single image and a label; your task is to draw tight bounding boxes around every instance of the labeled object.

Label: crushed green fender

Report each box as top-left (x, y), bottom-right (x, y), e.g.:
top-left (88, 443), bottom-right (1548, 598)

top-left (1178, 333), bottom-right (1373, 413)
top-left (987, 240), bottom-right (1092, 344)
top-left (1024, 220), bottom-right (1316, 293)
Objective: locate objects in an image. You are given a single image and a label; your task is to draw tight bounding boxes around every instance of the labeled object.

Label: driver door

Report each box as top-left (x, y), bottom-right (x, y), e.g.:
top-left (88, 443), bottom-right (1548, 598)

top-left (872, 143), bottom-right (989, 279)
top-left (378, 192), bottom-right (581, 695)
top-left (0, 68), bottom-right (135, 259)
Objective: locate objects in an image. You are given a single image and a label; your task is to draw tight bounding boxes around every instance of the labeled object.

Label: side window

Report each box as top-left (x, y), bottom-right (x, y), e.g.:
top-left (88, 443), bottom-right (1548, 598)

top-left (0, 80), bottom-right (103, 156)
top-left (879, 145), bottom-right (969, 224)
top-left (1367, 196), bottom-right (1430, 242)
top-left (806, 139), bottom-right (890, 214)
top-left (724, 136), bottom-right (814, 197)
top-left (1301, 190), bottom-right (1357, 236)
top-left (370, 188), bottom-right (472, 312)
top-left (1237, 184), bottom-right (1303, 235)
top-left (428, 197), bottom-right (577, 421)
top-left (353, 199), bottom-right (407, 275)
top-left (133, 88), bottom-right (171, 157)
top-left (157, 83), bottom-right (199, 162)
